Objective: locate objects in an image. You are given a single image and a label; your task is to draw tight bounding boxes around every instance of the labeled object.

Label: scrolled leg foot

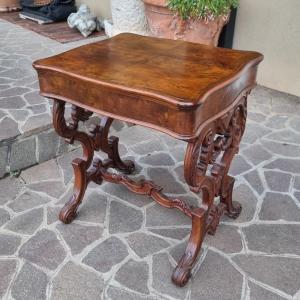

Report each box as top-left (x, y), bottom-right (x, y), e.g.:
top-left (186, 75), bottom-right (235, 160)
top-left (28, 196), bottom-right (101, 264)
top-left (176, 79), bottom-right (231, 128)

top-left (172, 208), bottom-right (206, 287)
top-left (59, 196), bottom-right (79, 224)
top-left (172, 266), bottom-right (191, 287)
top-left (221, 175), bottom-right (242, 219)
top-left (59, 158), bottom-right (88, 224)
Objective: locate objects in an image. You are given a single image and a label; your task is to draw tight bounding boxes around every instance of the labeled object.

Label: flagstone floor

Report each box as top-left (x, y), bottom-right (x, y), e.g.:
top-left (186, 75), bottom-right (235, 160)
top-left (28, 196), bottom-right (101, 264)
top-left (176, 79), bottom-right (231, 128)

top-left (0, 19), bottom-right (107, 177)
top-left (0, 85), bottom-right (300, 300)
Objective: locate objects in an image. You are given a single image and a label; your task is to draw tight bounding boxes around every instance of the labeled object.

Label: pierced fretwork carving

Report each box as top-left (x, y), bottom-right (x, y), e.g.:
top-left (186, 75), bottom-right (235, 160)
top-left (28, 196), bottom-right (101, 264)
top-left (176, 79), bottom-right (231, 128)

top-left (53, 91), bottom-right (249, 287)
top-left (171, 92), bottom-right (248, 287)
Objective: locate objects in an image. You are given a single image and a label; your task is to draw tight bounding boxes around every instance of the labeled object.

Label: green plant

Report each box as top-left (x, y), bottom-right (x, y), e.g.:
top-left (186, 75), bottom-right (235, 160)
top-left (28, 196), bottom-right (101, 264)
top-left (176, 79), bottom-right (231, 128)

top-left (168, 0), bottom-right (239, 20)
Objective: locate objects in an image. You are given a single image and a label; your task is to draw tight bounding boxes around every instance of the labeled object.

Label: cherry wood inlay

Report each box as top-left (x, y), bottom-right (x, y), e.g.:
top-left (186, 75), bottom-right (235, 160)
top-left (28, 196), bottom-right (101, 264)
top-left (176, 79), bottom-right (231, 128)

top-left (34, 33), bottom-right (263, 287)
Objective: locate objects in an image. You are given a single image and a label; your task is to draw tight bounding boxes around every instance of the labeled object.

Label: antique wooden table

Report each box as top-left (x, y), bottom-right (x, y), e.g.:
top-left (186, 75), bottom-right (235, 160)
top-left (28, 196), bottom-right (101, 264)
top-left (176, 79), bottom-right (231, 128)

top-left (33, 33), bottom-right (263, 287)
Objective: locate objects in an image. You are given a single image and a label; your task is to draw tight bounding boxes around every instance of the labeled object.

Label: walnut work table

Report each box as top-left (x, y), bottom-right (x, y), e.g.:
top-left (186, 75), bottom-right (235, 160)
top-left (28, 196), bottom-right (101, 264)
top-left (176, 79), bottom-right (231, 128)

top-left (33, 33), bottom-right (263, 287)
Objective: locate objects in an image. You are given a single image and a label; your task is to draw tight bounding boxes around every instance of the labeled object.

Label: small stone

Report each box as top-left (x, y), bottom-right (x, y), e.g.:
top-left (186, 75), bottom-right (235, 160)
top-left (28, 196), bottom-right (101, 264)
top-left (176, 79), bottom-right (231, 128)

top-left (5, 208), bottom-right (43, 234)
top-left (10, 137), bottom-right (37, 172)
top-left (259, 192), bottom-right (300, 221)
top-left (11, 262), bottom-right (48, 300)
top-left (116, 126), bottom-right (159, 145)
top-left (147, 167), bottom-right (186, 194)
top-left (234, 254), bottom-right (300, 295)
top-left (289, 116), bottom-right (300, 133)
top-left (264, 158), bottom-right (300, 173)
top-left (174, 164), bottom-right (184, 183)
top-left (0, 109), bottom-right (6, 119)
top-left (222, 184), bottom-right (258, 223)
top-left (126, 232), bottom-right (170, 258)
top-left (191, 251), bottom-right (243, 300)
top-left (21, 159), bottom-right (61, 183)
top-left (0, 176), bottom-right (24, 205)
top-left (149, 228), bottom-right (190, 240)
top-left (248, 112), bottom-right (266, 122)
top-left (152, 253), bottom-right (188, 299)
top-left (169, 241), bottom-right (188, 262)
top-left (264, 170), bottom-right (292, 192)
top-left (265, 129), bottom-right (300, 145)
top-left (265, 115), bottom-right (289, 129)
top-left (0, 208), bottom-right (10, 226)
top-left (106, 286), bottom-right (156, 300)
top-left (139, 152), bottom-right (175, 166)
top-left (19, 229), bottom-right (66, 270)
top-left (170, 146), bottom-right (185, 162)
top-left (205, 225), bottom-right (243, 254)
top-left (109, 201), bottom-right (143, 234)
top-left (242, 123), bottom-right (271, 144)
top-left (243, 224), bottom-right (300, 255)
top-left (229, 154), bottom-right (253, 176)
top-left (0, 87), bottom-right (30, 98)
top-left (56, 223), bottom-right (103, 255)
top-left (27, 180), bottom-right (65, 199)
top-left (24, 91), bottom-right (47, 105)
top-left (57, 148), bottom-right (82, 185)
top-left (146, 203), bottom-right (190, 227)
top-left (294, 191), bottom-right (300, 203)
top-left (51, 262), bottom-right (104, 300)
top-left (102, 183), bottom-right (149, 207)
top-left (0, 146), bottom-right (8, 178)
top-left (0, 68), bottom-right (29, 79)
top-left (294, 176), bottom-right (300, 190)
top-left (244, 169), bottom-right (264, 195)
top-left (115, 259), bottom-right (150, 294)
top-left (0, 96), bottom-right (26, 109)
top-left (47, 206), bottom-right (61, 224)
top-left (261, 140), bottom-right (300, 157)
top-left (248, 282), bottom-right (285, 300)
top-left (8, 190), bottom-right (51, 213)
top-left (37, 130), bottom-right (59, 163)
top-left (82, 237), bottom-right (128, 273)
top-left (242, 144), bottom-right (272, 165)
top-left (0, 234), bottom-right (21, 255)
top-left (162, 133), bottom-right (185, 148)
top-left (76, 191), bottom-right (107, 223)
top-left (0, 117), bottom-right (20, 141)
top-left (8, 109), bottom-right (29, 122)
top-left (21, 113), bottom-right (52, 136)
top-left (0, 260), bottom-right (17, 299)
top-left (130, 138), bottom-right (165, 155)
top-left (28, 104), bottom-right (46, 114)
top-left (271, 92), bottom-right (300, 114)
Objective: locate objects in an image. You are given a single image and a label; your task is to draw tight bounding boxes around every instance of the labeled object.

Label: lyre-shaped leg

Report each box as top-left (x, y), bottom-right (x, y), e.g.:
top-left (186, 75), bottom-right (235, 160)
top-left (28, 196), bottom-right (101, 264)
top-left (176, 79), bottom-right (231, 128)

top-left (92, 116), bottom-right (134, 174)
top-left (53, 100), bottom-right (133, 224)
top-left (172, 93), bottom-right (248, 286)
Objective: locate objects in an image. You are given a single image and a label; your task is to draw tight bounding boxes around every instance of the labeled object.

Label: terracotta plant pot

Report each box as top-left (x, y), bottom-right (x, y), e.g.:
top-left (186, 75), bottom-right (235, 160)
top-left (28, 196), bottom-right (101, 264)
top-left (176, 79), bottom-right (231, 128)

top-left (0, 0), bottom-right (21, 11)
top-left (143, 0), bottom-right (229, 46)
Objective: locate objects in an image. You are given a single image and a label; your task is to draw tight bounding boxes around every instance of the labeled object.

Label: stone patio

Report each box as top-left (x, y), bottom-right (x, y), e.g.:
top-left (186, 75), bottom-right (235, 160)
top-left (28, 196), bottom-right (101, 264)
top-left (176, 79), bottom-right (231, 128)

top-left (0, 19), bottom-right (107, 178)
top-left (0, 84), bottom-right (300, 299)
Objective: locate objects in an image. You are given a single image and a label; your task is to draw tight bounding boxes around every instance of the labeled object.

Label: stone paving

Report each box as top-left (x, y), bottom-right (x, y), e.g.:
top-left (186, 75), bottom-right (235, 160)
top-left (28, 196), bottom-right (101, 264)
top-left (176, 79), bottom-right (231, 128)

top-left (0, 19), bottom-right (107, 177)
top-left (0, 86), bottom-right (299, 299)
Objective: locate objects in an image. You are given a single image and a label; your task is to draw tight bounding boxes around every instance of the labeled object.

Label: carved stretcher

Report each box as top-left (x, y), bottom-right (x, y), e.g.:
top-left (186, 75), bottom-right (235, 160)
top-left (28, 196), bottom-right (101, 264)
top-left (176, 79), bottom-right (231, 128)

top-left (33, 33), bottom-right (263, 286)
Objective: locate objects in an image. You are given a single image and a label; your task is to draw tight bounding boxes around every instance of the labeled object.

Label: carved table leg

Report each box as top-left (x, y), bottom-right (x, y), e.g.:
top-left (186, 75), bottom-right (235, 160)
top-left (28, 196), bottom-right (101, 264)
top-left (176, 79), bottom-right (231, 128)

top-left (172, 93), bottom-right (248, 286)
top-left (52, 100), bottom-right (133, 223)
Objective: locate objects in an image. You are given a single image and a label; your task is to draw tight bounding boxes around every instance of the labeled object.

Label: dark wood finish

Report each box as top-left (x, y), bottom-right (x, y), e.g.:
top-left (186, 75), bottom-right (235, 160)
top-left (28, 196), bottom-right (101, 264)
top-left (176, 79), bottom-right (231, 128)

top-left (0, 12), bottom-right (104, 43)
top-left (34, 33), bottom-right (263, 287)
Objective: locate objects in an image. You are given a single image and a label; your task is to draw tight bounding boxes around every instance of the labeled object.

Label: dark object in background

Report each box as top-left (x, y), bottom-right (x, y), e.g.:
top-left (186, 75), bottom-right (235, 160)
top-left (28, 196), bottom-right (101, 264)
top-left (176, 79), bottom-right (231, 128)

top-left (21, 0), bottom-right (76, 22)
top-left (218, 8), bottom-right (237, 49)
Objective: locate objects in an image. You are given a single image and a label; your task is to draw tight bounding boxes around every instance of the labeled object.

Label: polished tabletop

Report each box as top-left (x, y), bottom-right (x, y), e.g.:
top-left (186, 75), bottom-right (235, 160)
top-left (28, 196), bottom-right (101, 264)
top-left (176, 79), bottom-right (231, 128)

top-left (34, 33), bottom-right (262, 107)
